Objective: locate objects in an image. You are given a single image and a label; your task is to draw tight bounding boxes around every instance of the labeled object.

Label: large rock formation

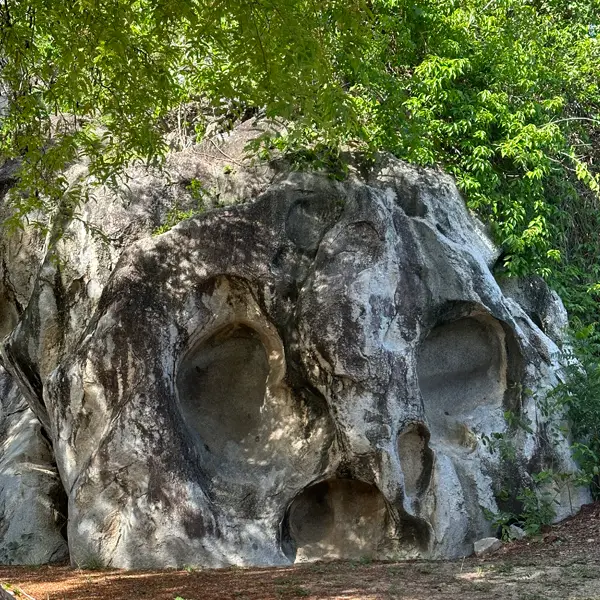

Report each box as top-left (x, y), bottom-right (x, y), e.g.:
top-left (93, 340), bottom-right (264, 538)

top-left (0, 123), bottom-right (591, 567)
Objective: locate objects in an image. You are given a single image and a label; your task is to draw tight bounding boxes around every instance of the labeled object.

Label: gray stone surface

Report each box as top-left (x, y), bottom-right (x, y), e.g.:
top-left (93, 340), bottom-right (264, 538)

top-left (499, 275), bottom-right (569, 345)
top-left (0, 125), bottom-right (590, 568)
top-left (474, 537), bottom-right (502, 557)
top-left (508, 524), bottom-right (526, 540)
top-left (0, 366), bottom-right (68, 564)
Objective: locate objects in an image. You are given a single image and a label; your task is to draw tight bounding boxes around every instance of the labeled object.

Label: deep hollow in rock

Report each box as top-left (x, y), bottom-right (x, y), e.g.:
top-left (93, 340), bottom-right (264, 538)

top-left (176, 323), bottom-right (269, 458)
top-left (398, 422), bottom-right (434, 498)
top-left (282, 479), bottom-right (391, 562)
top-left (417, 314), bottom-right (522, 445)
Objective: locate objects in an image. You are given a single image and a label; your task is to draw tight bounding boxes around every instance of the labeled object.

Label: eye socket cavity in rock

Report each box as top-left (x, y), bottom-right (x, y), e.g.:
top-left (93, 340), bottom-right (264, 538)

top-left (176, 323), bottom-right (269, 460)
top-left (416, 312), bottom-right (523, 447)
top-left (174, 300), bottom-right (331, 489)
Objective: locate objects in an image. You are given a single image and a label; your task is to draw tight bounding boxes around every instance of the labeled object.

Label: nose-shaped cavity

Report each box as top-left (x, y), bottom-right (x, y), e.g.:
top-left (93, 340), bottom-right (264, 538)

top-left (176, 323), bottom-right (269, 457)
top-left (398, 423), bottom-right (434, 498)
top-left (282, 479), bottom-right (390, 562)
top-left (416, 313), bottom-right (522, 445)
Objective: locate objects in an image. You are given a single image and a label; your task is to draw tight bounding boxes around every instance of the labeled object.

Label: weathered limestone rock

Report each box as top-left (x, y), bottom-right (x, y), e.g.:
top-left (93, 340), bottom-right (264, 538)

top-left (0, 124), bottom-right (590, 567)
top-left (0, 168), bottom-right (67, 564)
top-left (0, 366), bottom-right (68, 564)
top-left (499, 275), bottom-right (569, 345)
top-left (508, 525), bottom-right (526, 540)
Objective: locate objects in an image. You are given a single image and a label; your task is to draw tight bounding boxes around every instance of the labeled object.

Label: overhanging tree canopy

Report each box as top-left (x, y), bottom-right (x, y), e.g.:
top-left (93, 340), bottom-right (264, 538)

top-left (1, 0), bottom-right (600, 304)
top-left (0, 0), bottom-right (370, 209)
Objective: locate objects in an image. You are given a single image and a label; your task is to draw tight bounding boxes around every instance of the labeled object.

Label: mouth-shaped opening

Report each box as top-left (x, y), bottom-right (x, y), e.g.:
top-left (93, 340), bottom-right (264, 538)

top-left (281, 478), bottom-right (391, 562)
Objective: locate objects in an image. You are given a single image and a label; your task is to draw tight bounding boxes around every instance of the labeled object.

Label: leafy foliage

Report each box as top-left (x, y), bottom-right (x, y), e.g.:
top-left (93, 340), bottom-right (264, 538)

top-left (483, 474), bottom-right (558, 540)
top-left (481, 410), bottom-right (565, 537)
top-left (481, 327), bottom-right (600, 536)
top-left (363, 1), bottom-right (600, 286)
top-left (517, 475), bottom-right (559, 535)
top-left (2, 2), bottom-right (600, 284)
top-left (0, 0), bottom-right (370, 224)
top-left (547, 329), bottom-right (600, 498)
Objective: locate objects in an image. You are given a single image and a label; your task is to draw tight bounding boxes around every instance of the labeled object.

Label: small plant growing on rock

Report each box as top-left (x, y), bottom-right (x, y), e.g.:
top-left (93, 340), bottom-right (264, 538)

top-left (76, 553), bottom-right (105, 570)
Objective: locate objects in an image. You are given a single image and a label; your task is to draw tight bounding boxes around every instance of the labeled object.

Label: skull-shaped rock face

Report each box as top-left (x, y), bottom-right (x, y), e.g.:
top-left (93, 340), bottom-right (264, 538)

top-left (2, 156), bottom-right (588, 568)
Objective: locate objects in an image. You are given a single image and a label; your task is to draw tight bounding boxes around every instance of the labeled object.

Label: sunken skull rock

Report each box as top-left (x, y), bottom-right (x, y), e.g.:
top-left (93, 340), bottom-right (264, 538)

top-left (0, 132), bottom-right (590, 567)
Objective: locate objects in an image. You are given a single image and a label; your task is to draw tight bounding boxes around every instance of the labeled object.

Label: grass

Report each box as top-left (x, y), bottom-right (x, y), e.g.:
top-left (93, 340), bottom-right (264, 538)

top-left (492, 562), bottom-right (515, 574)
top-left (567, 564), bottom-right (597, 580)
top-left (75, 554), bottom-right (105, 571)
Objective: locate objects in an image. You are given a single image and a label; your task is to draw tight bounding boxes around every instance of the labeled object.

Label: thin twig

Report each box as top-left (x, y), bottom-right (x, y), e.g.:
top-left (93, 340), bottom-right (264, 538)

top-left (549, 117), bottom-right (600, 127)
top-left (207, 138), bottom-right (244, 167)
top-left (480, 0), bottom-right (497, 12)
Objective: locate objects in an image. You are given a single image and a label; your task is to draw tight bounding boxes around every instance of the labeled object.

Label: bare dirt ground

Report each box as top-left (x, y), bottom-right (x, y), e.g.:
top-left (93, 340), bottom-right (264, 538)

top-left (1, 502), bottom-right (599, 600)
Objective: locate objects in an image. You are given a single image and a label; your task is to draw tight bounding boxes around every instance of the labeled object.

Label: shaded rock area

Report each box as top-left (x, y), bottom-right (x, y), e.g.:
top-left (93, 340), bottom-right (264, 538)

top-left (0, 367), bottom-right (68, 564)
top-left (0, 121), bottom-right (591, 568)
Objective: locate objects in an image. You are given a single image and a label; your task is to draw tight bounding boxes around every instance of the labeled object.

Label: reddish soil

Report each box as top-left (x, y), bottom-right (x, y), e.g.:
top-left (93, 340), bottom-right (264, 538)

top-left (1, 502), bottom-right (599, 600)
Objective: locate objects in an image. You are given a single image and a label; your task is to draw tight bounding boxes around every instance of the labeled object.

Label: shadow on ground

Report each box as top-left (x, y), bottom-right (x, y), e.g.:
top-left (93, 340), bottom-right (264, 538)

top-left (1, 502), bottom-right (599, 600)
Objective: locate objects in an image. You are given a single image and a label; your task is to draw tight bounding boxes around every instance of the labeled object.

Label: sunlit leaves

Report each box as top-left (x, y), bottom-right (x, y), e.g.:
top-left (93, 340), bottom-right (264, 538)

top-left (0, 0), bottom-right (372, 216)
top-left (1, 0), bottom-right (600, 299)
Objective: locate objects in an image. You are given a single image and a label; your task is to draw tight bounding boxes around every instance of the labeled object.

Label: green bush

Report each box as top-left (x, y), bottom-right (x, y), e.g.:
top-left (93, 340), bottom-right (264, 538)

top-left (547, 328), bottom-right (600, 498)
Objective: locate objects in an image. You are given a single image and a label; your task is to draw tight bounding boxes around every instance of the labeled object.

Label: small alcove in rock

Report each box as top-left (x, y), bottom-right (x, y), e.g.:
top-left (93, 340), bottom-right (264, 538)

top-left (281, 478), bottom-right (391, 562)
